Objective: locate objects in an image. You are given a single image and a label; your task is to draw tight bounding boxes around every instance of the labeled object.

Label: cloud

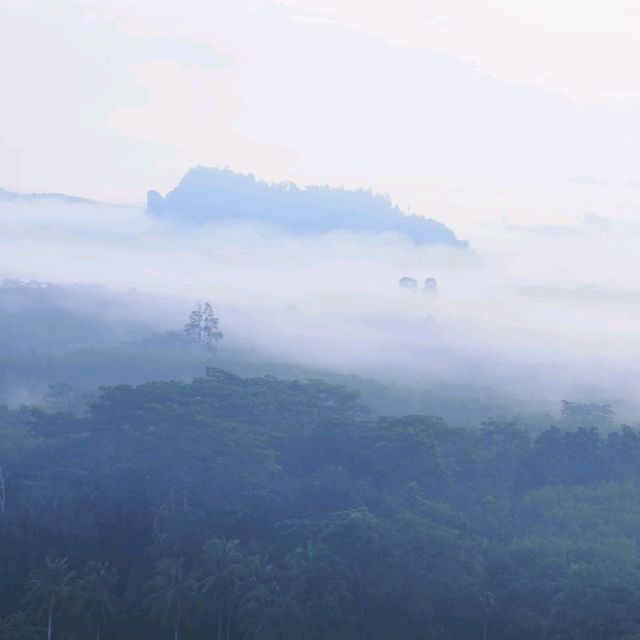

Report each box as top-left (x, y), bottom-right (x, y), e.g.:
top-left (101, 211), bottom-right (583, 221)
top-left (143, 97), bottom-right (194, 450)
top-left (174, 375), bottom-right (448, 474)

top-left (519, 284), bottom-right (640, 306)
top-left (565, 176), bottom-right (607, 186)
top-left (5, 0), bottom-right (640, 211)
top-left (283, 0), bottom-right (640, 104)
top-left (505, 223), bottom-right (581, 238)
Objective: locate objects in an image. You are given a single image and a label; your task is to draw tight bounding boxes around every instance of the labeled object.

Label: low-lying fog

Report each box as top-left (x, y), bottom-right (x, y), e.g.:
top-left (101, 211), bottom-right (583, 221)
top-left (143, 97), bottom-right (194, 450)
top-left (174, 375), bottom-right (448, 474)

top-left (2, 194), bottom-right (640, 418)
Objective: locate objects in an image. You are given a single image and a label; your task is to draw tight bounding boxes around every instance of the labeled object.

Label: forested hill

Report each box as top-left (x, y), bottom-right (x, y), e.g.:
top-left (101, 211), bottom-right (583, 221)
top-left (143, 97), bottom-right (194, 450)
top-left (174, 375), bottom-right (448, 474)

top-left (2, 370), bottom-right (640, 639)
top-left (147, 167), bottom-right (467, 246)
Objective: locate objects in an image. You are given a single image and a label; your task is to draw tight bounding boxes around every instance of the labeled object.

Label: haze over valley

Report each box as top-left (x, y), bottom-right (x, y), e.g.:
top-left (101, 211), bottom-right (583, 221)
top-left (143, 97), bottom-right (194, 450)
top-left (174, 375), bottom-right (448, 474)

top-left (2, 166), bottom-right (639, 420)
top-left (3, 3), bottom-right (640, 640)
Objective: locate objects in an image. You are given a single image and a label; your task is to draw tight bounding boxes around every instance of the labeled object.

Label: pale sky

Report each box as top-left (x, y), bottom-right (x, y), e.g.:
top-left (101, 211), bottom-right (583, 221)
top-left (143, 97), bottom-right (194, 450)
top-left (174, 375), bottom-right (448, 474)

top-left (2, 0), bottom-right (640, 230)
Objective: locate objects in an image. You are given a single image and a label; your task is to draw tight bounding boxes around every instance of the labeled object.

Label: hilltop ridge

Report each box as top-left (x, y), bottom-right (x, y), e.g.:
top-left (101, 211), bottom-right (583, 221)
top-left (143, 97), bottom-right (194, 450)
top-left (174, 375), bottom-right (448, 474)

top-left (147, 167), bottom-right (467, 246)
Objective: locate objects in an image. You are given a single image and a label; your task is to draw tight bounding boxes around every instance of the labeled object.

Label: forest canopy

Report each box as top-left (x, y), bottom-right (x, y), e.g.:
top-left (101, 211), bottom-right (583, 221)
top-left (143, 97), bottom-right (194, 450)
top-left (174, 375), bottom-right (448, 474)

top-left (1, 371), bottom-right (640, 640)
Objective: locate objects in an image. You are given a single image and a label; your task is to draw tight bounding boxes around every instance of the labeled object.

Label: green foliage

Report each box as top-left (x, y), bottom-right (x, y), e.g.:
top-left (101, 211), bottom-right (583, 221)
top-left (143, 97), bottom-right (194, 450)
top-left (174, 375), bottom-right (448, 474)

top-left (76, 561), bottom-right (121, 640)
top-left (24, 557), bottom-right (76, 640)
top-left (0, 613), bottom-right (41, 640)
top-left (2, 371), bottom-right (640, 638)
top-left (560, 401), bottom-right (615, 429)
top-left (144, 558), bottom-right (200, 639)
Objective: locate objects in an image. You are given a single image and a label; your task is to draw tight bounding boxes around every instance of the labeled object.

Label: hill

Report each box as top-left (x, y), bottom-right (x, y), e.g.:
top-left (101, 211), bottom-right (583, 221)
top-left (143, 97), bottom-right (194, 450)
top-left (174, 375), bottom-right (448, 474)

top-left (147, 167), bottom-right (467, 246)
top-left (0, 187), bottom-right (96, 205)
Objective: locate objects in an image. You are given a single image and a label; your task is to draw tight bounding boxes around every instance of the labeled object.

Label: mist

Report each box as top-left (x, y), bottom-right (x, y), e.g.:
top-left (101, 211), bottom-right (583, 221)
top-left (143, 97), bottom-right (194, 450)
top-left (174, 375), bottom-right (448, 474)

top-left (2, 184), bottom-right (639, 419)
top-left (8, 4), bottom-right (640, 637)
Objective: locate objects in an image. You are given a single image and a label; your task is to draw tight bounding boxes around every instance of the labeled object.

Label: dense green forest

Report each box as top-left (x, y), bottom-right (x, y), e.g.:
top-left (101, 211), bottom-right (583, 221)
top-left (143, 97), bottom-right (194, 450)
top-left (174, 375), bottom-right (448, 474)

top-left (1, 369), bottom-right (640, 640)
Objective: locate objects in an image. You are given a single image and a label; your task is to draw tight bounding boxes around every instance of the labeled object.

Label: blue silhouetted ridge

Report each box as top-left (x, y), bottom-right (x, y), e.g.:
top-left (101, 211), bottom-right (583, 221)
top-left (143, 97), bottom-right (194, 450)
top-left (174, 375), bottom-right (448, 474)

top-left (147, 167), bottom-right (467, 247)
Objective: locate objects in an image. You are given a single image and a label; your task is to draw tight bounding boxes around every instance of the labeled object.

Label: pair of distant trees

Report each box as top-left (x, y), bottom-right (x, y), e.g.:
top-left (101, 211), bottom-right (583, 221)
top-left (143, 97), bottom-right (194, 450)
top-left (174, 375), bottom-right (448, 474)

top-left (398, 277), bottom-right (438, 294)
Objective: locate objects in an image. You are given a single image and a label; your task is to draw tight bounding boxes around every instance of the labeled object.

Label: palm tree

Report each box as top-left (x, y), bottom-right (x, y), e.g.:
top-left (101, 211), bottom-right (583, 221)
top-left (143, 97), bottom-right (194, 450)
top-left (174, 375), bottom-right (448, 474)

top-left (236, 555), bottom-right (309, 640)
top-left (77, 561), bottom-right (121, 640)
top-left (24, 557), bottom-right (76, 640)
top-left (144, 557), bottom-right (200, 640)
top-left (239, 581), bottom-right (306, 640)
top-left (200, 537), bottom-right (243, 640)
top-left (237, 556), bottom-right (280, 640)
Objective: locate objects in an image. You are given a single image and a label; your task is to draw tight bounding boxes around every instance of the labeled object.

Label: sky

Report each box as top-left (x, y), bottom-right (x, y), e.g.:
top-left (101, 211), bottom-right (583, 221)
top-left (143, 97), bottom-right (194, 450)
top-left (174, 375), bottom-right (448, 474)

top-left (3, 0), bottom-right (640, 235)
top-left (3, 1), bottom-right (640, 412)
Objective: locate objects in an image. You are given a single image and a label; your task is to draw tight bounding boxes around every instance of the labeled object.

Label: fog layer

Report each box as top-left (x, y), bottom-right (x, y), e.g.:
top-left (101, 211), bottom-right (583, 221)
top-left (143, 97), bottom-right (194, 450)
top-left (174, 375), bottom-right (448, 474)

top-left (2, 186), bottom-right (639, 417)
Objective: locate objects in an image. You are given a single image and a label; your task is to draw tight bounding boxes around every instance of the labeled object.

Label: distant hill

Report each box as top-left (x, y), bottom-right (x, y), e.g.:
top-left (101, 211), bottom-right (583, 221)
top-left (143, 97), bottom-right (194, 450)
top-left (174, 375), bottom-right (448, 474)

top-left (0, 279), bottom-right (153, 356)
top-left (147, 167), bottom-right (467, 247)
top-left (0, 187), bottom-right (96, 205)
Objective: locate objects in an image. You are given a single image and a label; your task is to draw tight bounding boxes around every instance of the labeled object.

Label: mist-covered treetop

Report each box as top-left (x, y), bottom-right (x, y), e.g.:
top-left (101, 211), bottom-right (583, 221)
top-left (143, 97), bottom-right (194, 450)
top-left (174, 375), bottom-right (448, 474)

top-left (147, 166), bottom-right (467, 246)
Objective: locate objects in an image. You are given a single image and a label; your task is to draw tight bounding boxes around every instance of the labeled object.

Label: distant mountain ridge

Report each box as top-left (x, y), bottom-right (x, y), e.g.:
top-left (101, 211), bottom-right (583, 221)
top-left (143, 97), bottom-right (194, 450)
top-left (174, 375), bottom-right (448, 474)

top-left (0, 187), bottom-right (96, 205)
top-left (147, 167), bottom-right (467, 247)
